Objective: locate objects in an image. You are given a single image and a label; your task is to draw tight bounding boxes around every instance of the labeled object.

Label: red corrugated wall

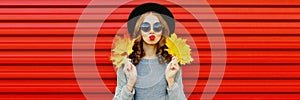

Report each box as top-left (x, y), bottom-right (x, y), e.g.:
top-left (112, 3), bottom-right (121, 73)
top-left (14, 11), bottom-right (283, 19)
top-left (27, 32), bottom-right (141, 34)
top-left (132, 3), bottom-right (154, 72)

top-left (0, 0), bottom-right (300, 100)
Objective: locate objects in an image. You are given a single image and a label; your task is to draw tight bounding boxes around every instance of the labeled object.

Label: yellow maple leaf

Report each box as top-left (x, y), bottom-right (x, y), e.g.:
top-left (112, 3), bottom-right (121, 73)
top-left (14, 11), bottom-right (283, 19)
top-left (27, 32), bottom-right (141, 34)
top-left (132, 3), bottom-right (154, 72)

top-left (111, 36), bottom-right (135, 55)
top-left (165, 33), bottom-right (193, 65)
top-left (110, 36), bottom-right (135, 68)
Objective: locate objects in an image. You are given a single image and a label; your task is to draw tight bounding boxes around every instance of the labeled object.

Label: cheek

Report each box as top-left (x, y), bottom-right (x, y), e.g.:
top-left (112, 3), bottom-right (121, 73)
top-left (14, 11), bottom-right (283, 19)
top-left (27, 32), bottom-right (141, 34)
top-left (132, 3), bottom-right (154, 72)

top-left (156, 32), bottom-right (163, 40)
top-left (141, 32), bottom-right (148, 40)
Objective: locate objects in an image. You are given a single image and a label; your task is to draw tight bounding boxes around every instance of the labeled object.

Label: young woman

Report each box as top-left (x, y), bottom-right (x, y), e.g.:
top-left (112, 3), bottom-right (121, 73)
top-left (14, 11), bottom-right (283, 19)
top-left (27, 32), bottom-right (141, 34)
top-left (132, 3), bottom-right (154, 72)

top-left (113, 3), bottom-right (186, 100)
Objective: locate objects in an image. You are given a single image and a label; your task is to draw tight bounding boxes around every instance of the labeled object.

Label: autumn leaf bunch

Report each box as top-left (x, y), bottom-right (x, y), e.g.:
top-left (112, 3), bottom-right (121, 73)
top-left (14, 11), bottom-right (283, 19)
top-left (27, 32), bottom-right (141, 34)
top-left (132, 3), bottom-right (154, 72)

top-left (110, 36), bottom-right (135, 68)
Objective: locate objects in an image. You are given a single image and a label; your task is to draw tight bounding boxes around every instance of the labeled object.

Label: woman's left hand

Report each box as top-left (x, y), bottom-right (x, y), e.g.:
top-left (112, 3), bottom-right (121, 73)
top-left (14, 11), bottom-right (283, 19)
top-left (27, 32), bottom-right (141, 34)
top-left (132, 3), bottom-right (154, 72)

top-left (165, 56), bottom-right (180, 88)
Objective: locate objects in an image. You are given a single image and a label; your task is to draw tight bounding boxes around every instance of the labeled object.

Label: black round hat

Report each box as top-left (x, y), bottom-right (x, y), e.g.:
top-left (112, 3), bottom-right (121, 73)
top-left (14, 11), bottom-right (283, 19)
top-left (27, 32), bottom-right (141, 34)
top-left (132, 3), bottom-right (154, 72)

top-left (127, 3), bottom-right (175, 38)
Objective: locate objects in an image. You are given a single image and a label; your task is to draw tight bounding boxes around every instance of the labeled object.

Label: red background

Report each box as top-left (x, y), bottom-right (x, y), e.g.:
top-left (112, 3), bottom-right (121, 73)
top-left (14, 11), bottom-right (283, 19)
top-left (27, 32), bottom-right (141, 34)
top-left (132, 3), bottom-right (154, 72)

top-left (0, 0), bottom-right (300, 99)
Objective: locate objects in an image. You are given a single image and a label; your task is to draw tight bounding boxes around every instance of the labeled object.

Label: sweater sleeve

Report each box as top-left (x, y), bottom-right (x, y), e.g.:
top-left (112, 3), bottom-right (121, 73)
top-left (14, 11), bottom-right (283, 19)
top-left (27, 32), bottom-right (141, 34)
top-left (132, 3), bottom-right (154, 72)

top-left (113, 66), bottom-right (135, 100)
top-left (167, 69), bottom-right (187, 100)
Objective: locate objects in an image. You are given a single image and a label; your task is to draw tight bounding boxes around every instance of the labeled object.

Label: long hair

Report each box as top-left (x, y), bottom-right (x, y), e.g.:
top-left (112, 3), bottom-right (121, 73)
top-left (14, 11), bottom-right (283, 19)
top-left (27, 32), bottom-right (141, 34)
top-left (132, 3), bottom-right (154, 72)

top-left (129, 12), bottom-right (172, 65)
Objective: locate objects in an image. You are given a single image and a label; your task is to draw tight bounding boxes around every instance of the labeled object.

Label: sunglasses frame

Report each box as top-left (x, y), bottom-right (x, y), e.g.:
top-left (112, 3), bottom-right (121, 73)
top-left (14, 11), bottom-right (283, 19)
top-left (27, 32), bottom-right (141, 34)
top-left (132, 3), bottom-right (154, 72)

top-left (140, 22), bottom-right (164, 33)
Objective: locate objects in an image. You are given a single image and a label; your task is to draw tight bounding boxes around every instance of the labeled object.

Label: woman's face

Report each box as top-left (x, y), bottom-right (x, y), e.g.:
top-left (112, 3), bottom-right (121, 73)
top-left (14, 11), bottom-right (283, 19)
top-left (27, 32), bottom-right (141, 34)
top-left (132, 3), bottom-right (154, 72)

top-left (140, 13), bottom-right (163, 45)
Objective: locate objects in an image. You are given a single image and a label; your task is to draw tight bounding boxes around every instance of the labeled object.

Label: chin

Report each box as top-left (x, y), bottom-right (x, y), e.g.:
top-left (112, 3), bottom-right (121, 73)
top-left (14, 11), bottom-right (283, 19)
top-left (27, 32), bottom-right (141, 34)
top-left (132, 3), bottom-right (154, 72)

top-left (144, 41), bottom-right (158, 45)
top-left (143, 39), bottom-right (160, 45)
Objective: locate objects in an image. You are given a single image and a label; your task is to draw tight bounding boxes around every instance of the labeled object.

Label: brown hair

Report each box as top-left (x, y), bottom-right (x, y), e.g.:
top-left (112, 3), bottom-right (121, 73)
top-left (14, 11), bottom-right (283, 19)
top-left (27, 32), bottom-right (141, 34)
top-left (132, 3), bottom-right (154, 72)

top-left (129, 12), bottom-right (172, 65)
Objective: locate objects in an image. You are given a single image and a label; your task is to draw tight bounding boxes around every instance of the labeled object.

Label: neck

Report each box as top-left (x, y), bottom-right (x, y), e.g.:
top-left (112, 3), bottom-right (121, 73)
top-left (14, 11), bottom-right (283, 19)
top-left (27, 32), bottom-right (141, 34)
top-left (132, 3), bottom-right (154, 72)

top-left (142, 42), bottom-right (157, 59)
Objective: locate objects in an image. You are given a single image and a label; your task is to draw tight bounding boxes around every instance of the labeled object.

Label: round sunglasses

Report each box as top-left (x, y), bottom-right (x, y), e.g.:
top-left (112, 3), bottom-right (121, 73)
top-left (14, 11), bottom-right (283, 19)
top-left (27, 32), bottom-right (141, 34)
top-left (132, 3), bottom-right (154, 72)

top-left (140, 22), bottom-right (163, 33)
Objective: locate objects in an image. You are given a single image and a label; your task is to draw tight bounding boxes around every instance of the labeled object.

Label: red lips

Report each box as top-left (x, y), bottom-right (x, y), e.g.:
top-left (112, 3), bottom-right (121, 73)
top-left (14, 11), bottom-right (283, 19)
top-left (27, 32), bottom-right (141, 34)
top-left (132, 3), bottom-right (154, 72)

top-left (149, 35), bottom-right (155, 40)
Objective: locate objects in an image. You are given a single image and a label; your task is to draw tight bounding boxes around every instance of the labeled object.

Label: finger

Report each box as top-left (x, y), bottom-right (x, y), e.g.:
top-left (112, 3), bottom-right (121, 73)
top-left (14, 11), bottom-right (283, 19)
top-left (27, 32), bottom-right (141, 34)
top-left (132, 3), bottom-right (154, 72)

top-left (129, 64), bottom-right (133, 70)
top-left (124, 58), bottom-right (130, 64)
top-left (126, 58), bottom-right (134, 70)
top-left (171, 58), bottom-right (177, 65)
top-left (123, 66), bottom-right (129, 75)
top-left (131, 65), bottom-right (136, 72)
top-left (172, 56), bottom-right (178, 62)
top-left (130, 63), bottom-right (135, 70)
top-left (174, 62), bottom-right (179, 67)
top-left (167, 61), bottom-right (172, 69)
top-left (129, 61), bottom-right (135, 70)
top-left (123, 65), bottom-right (129, 73)
top-left (123, 64), bottom-right (127, 72)
top-left (170, 62), bottom-right (176, 70)
top-left (171, 57), bottom-right (179, 69)
top-left (174, 64), bottom-right (180, 70)
top-left (172, 63), bottom-right (178, 69)
top-left (125, 63), bottom-right (131, 72)
top-left (171, 66), bottom-right (175, 70)
top-left (172, 56), bottom-right (177, 60)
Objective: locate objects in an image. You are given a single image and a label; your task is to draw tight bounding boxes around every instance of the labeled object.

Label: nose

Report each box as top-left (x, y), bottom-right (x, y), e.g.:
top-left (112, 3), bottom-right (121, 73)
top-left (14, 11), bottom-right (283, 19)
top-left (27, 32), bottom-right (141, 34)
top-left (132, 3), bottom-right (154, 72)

top-left (149, 30), bottom-right (155, 34)
top-left (150, 31), bottom-right (155, 34)
top-left (149, 25), bottom-right (155, 34)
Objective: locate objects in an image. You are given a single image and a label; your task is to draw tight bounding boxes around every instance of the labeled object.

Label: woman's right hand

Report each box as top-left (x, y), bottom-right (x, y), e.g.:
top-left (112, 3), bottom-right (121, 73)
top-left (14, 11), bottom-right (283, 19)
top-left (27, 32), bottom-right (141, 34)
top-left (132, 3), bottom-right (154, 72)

top-left (123, 58), bottom-right (137, 92)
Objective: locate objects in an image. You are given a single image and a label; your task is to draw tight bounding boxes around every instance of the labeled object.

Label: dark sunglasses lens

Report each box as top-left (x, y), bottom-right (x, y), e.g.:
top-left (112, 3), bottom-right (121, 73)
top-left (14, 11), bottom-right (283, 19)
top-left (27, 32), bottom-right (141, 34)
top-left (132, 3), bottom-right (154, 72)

top-left (140, 22), bottom-right (150, 32)
top-left (153, 22), bottom-right (163, 32)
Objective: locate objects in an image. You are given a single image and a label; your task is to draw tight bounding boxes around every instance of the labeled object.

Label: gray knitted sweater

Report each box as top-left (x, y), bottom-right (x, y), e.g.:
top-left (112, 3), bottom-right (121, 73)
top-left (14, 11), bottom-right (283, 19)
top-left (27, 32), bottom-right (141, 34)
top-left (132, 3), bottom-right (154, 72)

top-left (113, 58), bottom-right (186, 100)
